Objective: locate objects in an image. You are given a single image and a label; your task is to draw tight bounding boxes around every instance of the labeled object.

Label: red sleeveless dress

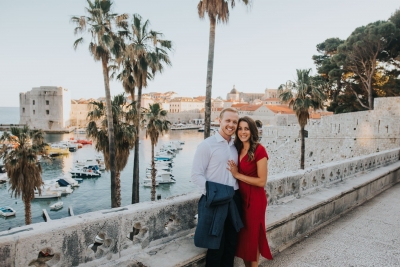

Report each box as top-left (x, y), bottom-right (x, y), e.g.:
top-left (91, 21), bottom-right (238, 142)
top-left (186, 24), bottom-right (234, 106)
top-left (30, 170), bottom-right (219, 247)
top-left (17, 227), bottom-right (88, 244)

top-left (235, 144), bottom-right (273, 261)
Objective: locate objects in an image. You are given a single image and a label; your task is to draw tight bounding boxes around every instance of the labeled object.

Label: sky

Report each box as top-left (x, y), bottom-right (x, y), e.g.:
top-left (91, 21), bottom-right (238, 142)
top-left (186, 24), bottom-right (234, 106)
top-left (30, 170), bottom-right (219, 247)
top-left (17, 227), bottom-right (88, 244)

top-left (0, 0), bottom-right (399, 107)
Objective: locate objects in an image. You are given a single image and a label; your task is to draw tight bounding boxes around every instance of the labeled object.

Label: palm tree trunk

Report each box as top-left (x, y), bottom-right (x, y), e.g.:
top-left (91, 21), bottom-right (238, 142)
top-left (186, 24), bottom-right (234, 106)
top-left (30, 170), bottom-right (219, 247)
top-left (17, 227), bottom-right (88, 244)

top-left (300, 126), bottom-right (305, 170)
top-left (101, 57), bottom-right (117, 208)
top-left (204, 16), bottom-right (216, 139)
top-left (151, 141), bottom-right (156, 201)
top-left (24, 198), bottom-right (31, 225)
top-left (116, 171), bottom-right (121, 207)
top-left (132, 81), bottom-right (142, 204)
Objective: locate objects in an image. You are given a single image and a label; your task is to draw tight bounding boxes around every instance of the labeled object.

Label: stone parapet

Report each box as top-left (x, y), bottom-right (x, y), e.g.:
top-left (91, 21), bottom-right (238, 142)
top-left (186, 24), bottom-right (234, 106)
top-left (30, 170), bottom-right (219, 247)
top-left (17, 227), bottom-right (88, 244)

top-left (0, 149), bottom-right (399, 266)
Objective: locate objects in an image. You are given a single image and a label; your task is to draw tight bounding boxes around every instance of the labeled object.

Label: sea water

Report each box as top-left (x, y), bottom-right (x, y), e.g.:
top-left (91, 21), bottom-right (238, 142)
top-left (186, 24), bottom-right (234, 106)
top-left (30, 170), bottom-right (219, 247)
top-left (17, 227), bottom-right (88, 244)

top-left (0, 107), bottom-right (203, 231)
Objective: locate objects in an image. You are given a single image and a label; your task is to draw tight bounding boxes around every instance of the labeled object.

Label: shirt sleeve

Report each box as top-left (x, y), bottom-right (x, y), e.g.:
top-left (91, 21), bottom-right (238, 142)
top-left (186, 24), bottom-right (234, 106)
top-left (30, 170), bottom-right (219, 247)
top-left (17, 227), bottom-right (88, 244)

top-left (191, 140), bottom-right (211, 194)
top-left (255, 144), bottom-right (269, 162)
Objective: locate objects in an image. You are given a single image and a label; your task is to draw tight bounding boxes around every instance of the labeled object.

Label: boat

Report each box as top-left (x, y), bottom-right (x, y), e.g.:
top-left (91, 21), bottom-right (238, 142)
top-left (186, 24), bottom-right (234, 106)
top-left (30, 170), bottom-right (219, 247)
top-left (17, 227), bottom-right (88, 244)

top-left (143, 179), bottom-right (159, 187)
top-left (154, 159), bottom-right (173, 166)
top-left (0, 206), bottom-right (16, 217)
top-left (144, 173), bottom-right (176, 186)
top-left (58, 141), bottom-right (78, 152)
top-left (70, 166), bottom-right (101, 178)
top-left (74, 159), bottom-right (105, 171)
top-left (76, 139), bottom-right (92, 145)
top-left (34, 188), bottom-right (61, 199)
top-left (0, 173), bottom-right (7, 184)
top-left (50, 202), bottom-right (63, 211)
top-left (170, 123), bottom-right (201, 130)
top-left (198, 127), bottom-right (204, 132)
top-left (45, 144), bottom-right (70, 157)
top-left (43, 182), bottom-right (74, 195)
top-left (146, 170), bottom-right (173, 178)
top-left (56, 176), bottom-right (80, 187)
top-left (154, 155), bottom-right (173, 161)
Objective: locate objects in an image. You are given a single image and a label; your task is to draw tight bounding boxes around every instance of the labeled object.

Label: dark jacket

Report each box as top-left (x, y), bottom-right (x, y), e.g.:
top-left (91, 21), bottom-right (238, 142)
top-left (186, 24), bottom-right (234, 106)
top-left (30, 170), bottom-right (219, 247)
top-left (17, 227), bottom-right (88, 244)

top-left (194, 181), bottom-right (244, 249)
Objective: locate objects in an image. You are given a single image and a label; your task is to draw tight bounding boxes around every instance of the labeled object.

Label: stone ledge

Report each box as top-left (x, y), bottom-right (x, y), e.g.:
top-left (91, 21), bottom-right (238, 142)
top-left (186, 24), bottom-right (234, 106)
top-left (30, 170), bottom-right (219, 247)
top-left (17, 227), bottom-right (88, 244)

top-left (1, 153), bottom-right (399, 267)
top-left (83, 161), bottom-right (400, 267)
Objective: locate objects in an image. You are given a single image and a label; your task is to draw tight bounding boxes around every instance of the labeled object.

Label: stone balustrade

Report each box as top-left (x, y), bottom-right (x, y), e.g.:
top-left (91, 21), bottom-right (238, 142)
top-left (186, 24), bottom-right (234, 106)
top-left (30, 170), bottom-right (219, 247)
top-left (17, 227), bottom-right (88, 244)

top-left (1, 148), bottom-right (399, 267)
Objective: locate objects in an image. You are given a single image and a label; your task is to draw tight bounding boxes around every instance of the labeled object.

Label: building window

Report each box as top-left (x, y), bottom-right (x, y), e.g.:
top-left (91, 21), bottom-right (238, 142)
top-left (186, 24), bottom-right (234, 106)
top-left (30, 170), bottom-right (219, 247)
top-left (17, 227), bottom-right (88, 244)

top-left (33, 100), bottom-right (35, 105)
top-left (46, 100), bottom-right (49, 105)
top-left (22, 108), bottom-right (25, 113)
top-left (33, 110), bottom-right (35, 115)
top-left (46, 110), bottom-right (50, 115)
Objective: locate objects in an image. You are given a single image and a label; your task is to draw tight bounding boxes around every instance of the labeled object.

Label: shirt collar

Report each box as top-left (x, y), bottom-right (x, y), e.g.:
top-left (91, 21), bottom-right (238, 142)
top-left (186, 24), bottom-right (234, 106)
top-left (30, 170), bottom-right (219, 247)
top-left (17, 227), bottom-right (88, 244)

top-left (215, 131), bottom-right (234, 146)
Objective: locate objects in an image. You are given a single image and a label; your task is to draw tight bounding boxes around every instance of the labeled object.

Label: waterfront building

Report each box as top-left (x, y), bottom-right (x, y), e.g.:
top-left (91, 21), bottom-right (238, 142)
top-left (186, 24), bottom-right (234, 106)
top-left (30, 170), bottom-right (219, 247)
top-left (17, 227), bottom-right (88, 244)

top-left (169, 97), bottom-right (204, 113)
top-left (20, 86), bottom-right (71, 132)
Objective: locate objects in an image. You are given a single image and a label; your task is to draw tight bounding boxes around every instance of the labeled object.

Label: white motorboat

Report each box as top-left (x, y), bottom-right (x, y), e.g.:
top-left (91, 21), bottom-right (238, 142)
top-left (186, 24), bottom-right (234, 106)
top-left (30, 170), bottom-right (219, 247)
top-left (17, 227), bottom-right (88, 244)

top-left (0, 173), bottom-right (7, 184)
top-left (143, 179), bottom-right (159, 187)
top-left (169, 141), bottom-right (183, 150)
top-left (74, 159), bottom-right (105, 171)
top-left (0, 206), bottom-right (16, 217)
top-left (50, 201), bottom-right (63, 211)
top-left (146, 171), bottom-right (176, 184)
top-left (43, 182), bottom-right (73, 195)
top-left (146, 165), bottom-right (172, 173)
top-left (34, 188), bottom-right (61, 199)
top-left (70, 166), bottom-right (101, 178)
top-left (146, 170), bottom-right (173, 179)
top-left (56, 175), bottom-right (80, 187)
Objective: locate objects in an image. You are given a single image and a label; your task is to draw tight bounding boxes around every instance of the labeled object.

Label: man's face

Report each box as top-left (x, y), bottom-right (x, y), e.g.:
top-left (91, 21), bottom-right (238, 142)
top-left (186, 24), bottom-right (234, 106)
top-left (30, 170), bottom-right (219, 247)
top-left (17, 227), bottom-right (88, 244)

top-left (219, 111), bottom-right (239, 139)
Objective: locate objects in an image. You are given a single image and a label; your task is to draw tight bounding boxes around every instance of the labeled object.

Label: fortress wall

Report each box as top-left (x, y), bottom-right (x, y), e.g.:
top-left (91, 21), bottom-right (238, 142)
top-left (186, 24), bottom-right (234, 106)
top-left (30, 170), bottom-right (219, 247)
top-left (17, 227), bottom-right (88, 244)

top-left (262, 97), bottom-right (400, 175)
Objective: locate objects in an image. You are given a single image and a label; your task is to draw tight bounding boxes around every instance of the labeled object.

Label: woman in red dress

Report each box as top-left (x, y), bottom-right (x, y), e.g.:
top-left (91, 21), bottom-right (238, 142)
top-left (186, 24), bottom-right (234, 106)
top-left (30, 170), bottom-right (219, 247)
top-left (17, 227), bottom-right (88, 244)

top-left (227, 116), bottom-right (273, 267)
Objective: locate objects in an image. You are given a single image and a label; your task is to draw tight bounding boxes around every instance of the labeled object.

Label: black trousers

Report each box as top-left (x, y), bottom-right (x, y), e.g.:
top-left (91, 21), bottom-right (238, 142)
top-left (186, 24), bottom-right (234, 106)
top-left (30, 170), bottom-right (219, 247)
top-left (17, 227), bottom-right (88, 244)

top-left (205, 190), bottom-right (242, 267)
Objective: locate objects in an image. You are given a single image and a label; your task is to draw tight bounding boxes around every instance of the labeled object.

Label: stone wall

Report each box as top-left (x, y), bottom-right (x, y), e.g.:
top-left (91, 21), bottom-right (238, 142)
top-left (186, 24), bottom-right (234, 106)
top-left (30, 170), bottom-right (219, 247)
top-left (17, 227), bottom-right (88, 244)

top-left (262, 97), bottom-right (400, 175)
top-left (0, 148), bottom-right (399, 267)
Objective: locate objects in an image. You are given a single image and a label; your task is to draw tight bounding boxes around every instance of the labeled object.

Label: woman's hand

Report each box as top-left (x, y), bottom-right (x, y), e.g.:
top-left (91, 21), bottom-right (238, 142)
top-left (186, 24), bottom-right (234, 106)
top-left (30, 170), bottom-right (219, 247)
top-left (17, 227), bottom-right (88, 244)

top-left (227, 160), bottom-right (239, 178)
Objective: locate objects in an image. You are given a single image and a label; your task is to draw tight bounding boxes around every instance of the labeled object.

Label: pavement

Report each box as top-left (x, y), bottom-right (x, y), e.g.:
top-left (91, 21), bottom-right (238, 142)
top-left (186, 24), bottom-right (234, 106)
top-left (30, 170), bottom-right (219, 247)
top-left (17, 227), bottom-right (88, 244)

top-left (260, 183), bottom-right (400, 267)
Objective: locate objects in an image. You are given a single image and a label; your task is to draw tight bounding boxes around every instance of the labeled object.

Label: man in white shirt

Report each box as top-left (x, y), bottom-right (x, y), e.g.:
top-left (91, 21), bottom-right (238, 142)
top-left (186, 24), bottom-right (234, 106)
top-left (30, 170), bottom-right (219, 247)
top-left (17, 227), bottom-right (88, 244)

top-left (191, 108), bottom-right (242, 267)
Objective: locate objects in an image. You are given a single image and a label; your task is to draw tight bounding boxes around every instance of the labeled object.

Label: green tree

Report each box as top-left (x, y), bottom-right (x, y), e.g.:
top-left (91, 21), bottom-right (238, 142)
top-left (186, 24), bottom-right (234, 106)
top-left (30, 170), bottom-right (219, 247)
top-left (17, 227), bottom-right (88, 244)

top-left (122, 14), bottom-right (172, 204)
top-left (333, 20), bottom-right (397, 110)
top-left (278, 69), bottom-right (327, 170)
top-left (141, 103), bottom-right (171, 201)
top-left (312, 38), bottom-right (344, 105)
top-left (0, 127), bottom-right (47, 225)
top-left (86, 94), bottom-right (137, 207)
top-left (197, 0), bottom-right (251, 139)
top-left (71, 0), bottom-right (128, 207)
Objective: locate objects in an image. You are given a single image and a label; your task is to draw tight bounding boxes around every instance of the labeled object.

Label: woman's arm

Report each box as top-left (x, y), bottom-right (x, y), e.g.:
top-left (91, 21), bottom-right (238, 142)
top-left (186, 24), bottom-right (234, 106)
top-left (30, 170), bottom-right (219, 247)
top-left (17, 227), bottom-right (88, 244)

top-left (227, 158), bottom-right (268, 187)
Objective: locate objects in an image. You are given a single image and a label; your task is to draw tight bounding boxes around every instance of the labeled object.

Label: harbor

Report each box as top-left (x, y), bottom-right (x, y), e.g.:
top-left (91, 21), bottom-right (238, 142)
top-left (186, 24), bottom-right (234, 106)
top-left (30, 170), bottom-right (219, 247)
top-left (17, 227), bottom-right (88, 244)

top-left (0, 129), bottom-right (202, 232)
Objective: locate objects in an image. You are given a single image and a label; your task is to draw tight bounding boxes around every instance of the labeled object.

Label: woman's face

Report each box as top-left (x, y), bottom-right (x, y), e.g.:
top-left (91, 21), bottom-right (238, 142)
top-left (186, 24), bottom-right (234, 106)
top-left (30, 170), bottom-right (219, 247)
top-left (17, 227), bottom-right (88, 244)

top-left (237, 121), bottom-right (251, 143)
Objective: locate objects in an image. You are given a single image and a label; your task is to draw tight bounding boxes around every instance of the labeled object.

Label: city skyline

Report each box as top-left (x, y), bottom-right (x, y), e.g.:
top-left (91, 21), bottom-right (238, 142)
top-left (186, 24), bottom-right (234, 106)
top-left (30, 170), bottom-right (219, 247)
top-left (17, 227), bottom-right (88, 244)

top-left (1, 0), bottom-right (399, 107)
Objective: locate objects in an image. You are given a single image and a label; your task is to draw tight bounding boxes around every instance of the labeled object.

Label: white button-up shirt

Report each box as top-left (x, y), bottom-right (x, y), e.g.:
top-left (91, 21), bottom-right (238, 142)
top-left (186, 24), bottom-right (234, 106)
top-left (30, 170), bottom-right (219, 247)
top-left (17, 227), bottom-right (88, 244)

top-left (191, 131), bottom-right (239, 195)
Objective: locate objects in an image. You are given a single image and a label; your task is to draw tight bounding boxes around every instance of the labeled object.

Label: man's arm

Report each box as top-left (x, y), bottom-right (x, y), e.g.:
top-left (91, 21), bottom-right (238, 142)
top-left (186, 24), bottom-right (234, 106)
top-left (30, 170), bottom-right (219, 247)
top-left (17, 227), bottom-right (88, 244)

top-left (191, 141), bottom-right (211, 194)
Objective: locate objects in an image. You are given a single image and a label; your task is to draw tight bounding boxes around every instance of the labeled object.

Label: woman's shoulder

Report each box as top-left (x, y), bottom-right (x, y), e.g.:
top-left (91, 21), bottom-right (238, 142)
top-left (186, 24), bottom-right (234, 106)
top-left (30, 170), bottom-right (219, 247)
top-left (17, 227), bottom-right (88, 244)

top-left (255, 143), bottom-right (268, 160)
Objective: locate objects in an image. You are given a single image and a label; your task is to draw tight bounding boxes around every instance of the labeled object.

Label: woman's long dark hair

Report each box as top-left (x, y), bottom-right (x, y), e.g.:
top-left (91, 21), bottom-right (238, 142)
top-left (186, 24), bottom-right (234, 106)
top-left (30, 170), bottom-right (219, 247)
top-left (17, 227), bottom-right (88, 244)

top-left (234, 116), bottom-right (259, 161)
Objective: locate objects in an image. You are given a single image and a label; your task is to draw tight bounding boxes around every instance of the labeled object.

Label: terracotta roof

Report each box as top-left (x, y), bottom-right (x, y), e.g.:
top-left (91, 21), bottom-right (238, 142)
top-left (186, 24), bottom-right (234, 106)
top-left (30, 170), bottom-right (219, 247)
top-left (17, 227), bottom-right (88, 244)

top-left (265, 105), bottom-right (295, 114)
top-left (264, 98), bottom-right (281, 101)
top-left (237, 104), bottom-right (263, 111)
top-left (310, 111), bottom-right (333, 119)
top-left (231, 103), bottom-right (248, 108)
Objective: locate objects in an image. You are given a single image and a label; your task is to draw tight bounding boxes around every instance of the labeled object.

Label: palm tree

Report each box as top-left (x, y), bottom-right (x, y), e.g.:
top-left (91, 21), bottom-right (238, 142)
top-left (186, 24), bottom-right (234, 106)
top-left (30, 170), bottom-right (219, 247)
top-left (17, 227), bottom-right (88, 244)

top-left (141, 103), bottom-right (171, 201)
top-left (122, 14), bottom-right (172, 204)
top-left (86, 94), bottom-right (137, 207)
top-left (0, 127), bottom-right (47, 225)
top-left (278, 69), bottom-right (327, 169)
top-left (198, 0), bottom-right (251, 138)
top-left (71, 0), bottom-right (128, 208)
